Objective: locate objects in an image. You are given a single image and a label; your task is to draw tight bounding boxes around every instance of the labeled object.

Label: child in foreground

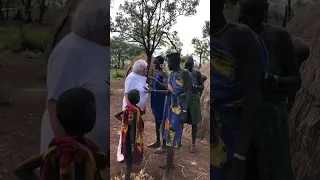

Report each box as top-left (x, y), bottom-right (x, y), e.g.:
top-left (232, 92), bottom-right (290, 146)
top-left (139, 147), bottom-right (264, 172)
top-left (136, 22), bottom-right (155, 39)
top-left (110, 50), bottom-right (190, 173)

top-left (14, 87), bottom-right (109, 180)
top-left (114, 89), bottom-right (144, 180)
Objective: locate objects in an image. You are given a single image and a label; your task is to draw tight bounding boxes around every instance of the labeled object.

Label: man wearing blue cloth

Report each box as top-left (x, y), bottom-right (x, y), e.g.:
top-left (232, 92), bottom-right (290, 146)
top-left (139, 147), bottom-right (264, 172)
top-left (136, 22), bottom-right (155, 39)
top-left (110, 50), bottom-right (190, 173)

top-left (148, 56), bottom-right (168, 154)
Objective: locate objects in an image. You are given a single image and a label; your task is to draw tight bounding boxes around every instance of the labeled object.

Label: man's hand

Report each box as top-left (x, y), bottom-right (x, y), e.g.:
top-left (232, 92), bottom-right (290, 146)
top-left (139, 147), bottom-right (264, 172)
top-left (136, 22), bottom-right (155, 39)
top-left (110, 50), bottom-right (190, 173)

top-left (266, 73), bottom-right (279, 85)
top-left (148, 76), bottom-right (157, 82)
top-left (114, 114), bottom-right (122, 121)
top-left (226, 158), bottom-right (246, 180)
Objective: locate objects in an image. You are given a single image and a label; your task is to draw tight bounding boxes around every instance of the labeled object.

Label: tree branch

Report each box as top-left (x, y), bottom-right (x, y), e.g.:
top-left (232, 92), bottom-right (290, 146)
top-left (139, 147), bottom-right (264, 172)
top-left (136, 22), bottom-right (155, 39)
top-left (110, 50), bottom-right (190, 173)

top-left (151, 0), bottom-right (162, 51)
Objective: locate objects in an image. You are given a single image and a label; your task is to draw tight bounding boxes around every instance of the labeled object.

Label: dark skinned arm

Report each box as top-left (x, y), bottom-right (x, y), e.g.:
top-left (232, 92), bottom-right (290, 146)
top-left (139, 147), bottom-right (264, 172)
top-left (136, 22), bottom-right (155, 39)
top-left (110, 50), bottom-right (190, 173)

top-left (202, 74), bottom-right (207, 82)
top-left (143, 86), bottom-right (167, 94)
top-left (233, 26), bottom-right (262, 157)
top-left (181, 69), bottom-right (193, 112)
top-left (274, 30), bottom-right (301, 90)
top-left (114, 111), bottom-right (123, 121)
top-left (195, 70), bottom-right (204, 91)
top-left (154, 71), bottom-right (168, 88)
top-left (148, 90), bottom-right (167, 93)
top-left (14, 154), bottom-right (42, 180)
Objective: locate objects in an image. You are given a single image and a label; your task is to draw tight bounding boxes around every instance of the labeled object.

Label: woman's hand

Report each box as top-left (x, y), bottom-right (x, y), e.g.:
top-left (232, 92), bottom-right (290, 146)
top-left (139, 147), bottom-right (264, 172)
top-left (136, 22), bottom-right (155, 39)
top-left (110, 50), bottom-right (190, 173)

top-left (226, 158), bottom-right (246, 180)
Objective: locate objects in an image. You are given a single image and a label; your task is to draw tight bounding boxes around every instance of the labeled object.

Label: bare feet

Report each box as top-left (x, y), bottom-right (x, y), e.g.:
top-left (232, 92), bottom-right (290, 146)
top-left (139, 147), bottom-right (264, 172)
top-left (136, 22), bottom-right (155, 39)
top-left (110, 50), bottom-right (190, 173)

top-left (174, 142), bottom-right (181, 149)
top-left (154, 147), bottom-right (167, 154)
top-left (190, 144), bottom-right (196, 153)
top-left (147, 141), bottom-right (161, 148)
top-left (162, 172), bottom-right (171, 180)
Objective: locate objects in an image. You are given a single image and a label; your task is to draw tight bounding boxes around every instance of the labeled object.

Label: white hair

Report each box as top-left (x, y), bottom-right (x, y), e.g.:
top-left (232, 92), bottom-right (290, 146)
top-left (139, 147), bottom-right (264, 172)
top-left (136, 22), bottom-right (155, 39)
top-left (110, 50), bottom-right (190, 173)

top-left (71, 0), bottom-right (110, 36)
top-left (132, 60), bottom-right (148, 74)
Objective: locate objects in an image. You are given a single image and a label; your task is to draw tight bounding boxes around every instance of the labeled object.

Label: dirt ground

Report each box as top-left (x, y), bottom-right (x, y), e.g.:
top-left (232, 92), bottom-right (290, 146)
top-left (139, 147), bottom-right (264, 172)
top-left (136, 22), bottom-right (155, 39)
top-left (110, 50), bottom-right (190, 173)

top-left (110, 78), bottom-right (210, 180)
top-left (0, 53), bottom-right (46, 179)
top-left (0, 54), bottom-right (209, 179)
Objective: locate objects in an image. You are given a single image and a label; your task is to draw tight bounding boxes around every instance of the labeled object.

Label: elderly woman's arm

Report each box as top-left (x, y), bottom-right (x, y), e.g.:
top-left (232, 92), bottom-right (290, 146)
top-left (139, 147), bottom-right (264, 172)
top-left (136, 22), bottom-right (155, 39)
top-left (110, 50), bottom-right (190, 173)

top-left (47, 100), bottom-right (64, 135)
top-left (46, 47), bottom-right (80, 134)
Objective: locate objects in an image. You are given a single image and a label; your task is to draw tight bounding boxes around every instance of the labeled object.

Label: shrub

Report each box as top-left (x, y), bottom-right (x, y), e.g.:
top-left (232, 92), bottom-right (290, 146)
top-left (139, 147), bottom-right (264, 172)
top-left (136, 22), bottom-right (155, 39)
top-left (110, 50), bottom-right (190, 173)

top-left (111, 71), bottom-right (125, 79)
top-left (0, 26), bottom-right (51, 53)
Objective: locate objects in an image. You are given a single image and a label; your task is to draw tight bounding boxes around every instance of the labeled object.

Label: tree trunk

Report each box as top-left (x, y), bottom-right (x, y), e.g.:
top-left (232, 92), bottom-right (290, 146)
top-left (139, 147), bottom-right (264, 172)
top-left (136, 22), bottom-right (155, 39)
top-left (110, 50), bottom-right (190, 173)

top-left (147, 53), bottom-right (152, 85)
top-left (60, 0), bottom-right (64, 11)
top-left (282, 5), bottom-right (288, 28)
top-left (38, 11), bottom-right (44, 24)
top-left (117, 58), bottom-right (121, 69)
top-left (6, 0), bottom-right (8, 20)
top-left (38, 7), bottom-right (47, 25)
top-left (121, 59), bottom-right (125, 69)
top-left (199, 53), bottom-right (202, 69)
top-left (0, 0), bottom-right (3, 20)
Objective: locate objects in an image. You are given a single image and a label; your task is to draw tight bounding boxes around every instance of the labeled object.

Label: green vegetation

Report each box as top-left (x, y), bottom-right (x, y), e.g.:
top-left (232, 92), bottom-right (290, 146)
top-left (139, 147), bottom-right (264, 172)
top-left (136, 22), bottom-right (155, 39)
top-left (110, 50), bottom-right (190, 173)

top-left (110, 36), bottom-right (144, 69)
top-left (0, 26), bottom-right (51, 53)
top-left (111, 70), bottom-right (125, 79)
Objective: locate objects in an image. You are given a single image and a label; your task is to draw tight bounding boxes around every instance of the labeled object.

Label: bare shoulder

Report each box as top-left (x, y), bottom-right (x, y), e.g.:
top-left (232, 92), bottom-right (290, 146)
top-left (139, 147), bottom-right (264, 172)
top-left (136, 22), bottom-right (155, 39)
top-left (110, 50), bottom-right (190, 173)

top-left (160, 70), bottom-right (168, 76)
top-left (227, 23), bottom-right (259, 45)
top-left (193, 69), bottom-right (202, 76)
top-left (180, 69), bottom-right (191, 76)
top-left (266, 24), bottom-right (291, 38)
top-left (229, 23), bottom-right (256, 38)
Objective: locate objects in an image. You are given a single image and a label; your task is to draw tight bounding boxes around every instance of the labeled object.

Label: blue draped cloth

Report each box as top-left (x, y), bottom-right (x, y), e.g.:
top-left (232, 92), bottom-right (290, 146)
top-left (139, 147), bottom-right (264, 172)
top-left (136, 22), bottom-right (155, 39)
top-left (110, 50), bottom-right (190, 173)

top-left (151, 72), bottom-right (166, 125)
top-left (163, 70), bottom-right (186, 147)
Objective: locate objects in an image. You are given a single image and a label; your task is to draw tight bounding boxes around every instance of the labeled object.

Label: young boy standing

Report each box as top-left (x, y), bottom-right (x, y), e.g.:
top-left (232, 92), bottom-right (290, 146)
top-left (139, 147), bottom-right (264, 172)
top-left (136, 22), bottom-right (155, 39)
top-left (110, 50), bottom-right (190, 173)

top-left (14, 88), bottom-right (109, 180)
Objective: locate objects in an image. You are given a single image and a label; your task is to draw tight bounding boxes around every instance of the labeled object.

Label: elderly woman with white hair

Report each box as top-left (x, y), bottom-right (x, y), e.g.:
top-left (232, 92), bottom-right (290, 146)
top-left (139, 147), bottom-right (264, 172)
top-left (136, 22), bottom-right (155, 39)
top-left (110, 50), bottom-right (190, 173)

top-left (40, 0), bottom-right (110, 155)
top-left (117, 59), bottom-right (149, 162)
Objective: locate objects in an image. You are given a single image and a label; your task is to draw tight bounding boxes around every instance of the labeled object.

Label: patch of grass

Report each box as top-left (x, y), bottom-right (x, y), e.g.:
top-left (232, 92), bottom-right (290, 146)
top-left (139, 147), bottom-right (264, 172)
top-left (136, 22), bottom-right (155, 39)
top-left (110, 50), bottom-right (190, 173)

top-left (0, 26), bottom-right (51, 53)
top-left (111, 71), bottom-right (125, 79)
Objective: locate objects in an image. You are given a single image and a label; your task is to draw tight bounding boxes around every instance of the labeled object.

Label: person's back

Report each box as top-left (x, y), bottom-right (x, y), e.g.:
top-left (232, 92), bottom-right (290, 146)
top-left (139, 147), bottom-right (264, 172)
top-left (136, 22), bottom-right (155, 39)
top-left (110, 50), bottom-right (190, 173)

top-left (14, 88), bottom-right (108, 180)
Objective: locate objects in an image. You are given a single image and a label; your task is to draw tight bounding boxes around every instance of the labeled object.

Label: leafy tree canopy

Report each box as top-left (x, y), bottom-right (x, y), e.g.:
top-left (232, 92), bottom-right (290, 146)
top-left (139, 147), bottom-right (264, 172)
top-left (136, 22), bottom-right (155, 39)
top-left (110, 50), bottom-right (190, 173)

top-left (111, 0), bottom-right (200, 67)
top-left (110, 36), bottom-right (144, 69)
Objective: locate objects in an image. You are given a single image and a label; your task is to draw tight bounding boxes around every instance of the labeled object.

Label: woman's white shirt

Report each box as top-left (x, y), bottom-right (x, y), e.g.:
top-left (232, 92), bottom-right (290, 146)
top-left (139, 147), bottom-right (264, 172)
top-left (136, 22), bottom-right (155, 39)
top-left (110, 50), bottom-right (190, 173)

top-left (122, 72), bottom-right (148, 110)
top-left (41, 32), bottom-right (110, 153)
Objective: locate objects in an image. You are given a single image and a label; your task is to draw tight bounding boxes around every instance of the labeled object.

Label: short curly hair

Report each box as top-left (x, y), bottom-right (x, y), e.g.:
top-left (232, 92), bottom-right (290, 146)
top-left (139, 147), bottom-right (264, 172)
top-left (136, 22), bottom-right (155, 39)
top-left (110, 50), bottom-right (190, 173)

top-left (132, 59), bottom-right (148, 74)
top-left (71, 0), bottom-right (110, 36)
top-left (56, 88), bottom-right (96, 136)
